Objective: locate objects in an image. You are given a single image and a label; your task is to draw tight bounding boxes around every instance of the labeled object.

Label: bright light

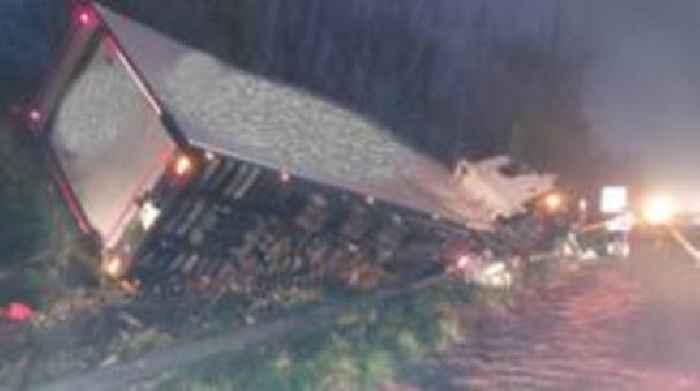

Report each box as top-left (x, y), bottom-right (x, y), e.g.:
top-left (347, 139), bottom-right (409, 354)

top-left (28, 109), bottom-right (41, 123)
top-left (600, 186), bottom-right (628, 214)
top-left (204, 151), bottom-right (216, 161)
top-left (606, 212), bottom-right (635, 232)
top-left (456, 255), bottom-right (470, 269)
top-left (280, 169), bottom-right (291, 182)
top-left (578, 198), bottom-right (588, 212)
top-left (544, 193), bottom-right (563, 212)
top-left (642, 194), bottom-right (677, 225)
top-left (78, 11), bottom-right (91, 26)
top-left (174, 154), bottom-right (193, 176)
top-left (475, 262), bottom-right (513, 288)
top-left (103, 256), bottom-right (124, 278)
top-left (2, 302), bottom-right (34, 322)
top-left (140, 200), bottom-right (161, 230)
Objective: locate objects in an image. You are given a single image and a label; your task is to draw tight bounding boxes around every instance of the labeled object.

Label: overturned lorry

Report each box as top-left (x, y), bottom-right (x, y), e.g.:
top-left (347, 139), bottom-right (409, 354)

top-left (22, 1), bottom-right (558, 296)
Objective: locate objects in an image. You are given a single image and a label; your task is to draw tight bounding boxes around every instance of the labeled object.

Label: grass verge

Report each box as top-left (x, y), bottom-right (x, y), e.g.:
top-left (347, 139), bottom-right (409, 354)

top-left (147, 282), bottom-right (481, 391)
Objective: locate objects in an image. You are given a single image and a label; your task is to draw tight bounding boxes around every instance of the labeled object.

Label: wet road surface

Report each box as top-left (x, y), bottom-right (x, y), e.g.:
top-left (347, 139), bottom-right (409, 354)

top-left (431, 241), bottom-right (700, 390)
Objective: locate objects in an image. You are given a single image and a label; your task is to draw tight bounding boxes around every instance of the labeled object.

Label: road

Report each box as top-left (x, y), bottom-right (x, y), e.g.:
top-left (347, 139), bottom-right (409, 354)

top-left (419, 238), bottom-right (700, 390)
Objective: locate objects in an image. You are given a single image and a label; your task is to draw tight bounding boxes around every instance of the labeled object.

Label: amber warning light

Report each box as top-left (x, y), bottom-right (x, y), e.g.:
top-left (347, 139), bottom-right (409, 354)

top-left (544, 192), bottom-right (563, 212)
top-left (103, 255), bottom-right (126, 279)
top-left (174, 154), bottom-right (194, 177)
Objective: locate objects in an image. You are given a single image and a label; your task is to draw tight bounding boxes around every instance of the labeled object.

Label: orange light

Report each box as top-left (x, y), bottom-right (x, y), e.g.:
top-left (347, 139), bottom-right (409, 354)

top-left (174, 154), bottom-right (193, 176)
top-left (544, 193), bottom-right (563, 212)
top-left (103, 256), bottom-right (124, 278)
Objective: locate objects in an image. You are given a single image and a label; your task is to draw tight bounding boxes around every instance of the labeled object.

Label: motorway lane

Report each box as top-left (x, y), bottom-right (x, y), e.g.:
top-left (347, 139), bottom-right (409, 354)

top-left (429, 241), bottom-right (700, 390)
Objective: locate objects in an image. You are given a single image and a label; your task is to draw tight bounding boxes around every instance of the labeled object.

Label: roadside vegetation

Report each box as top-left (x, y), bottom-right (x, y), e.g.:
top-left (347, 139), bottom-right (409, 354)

top-left (0, 0), bottom-right (80, 308)
top-left (0, 82), bottom-right (98, 311)
top-left (0, 84), bottom-right (52, 306)
top-left (148, 283), bottom-right (480, 391)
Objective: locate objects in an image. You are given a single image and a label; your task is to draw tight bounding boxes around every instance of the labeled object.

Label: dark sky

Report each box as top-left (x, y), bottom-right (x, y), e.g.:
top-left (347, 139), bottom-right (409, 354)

top-left (516, 1), bottom-right (700, 207)
top-left (581, 3), bottom-right (699, 159)
top-left (578, 1), bottom-right (700, 207)
top-left (465, 1), bottom-right (699, 196)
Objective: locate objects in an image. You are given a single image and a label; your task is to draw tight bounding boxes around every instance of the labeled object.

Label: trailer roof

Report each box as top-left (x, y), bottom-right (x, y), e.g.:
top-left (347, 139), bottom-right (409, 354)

top-left (90, 4), bottom-right (516, 229)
